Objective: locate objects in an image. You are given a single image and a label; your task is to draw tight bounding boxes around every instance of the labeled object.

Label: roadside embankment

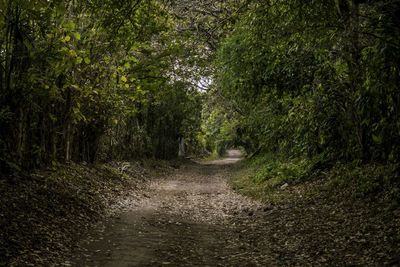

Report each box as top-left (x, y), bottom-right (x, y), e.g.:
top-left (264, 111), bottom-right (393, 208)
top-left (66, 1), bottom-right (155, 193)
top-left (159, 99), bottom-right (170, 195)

top-left (0, 160), bottom-right (174, 266)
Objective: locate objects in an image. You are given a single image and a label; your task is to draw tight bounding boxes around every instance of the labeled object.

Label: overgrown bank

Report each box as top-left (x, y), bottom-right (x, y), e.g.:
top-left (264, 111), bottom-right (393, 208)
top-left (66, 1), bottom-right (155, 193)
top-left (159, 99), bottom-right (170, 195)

top-left (229, 154), bottom-right (400, 265)
top-left (203, 0), bottom-right (400, 200)
top-left (232, 154), bottom-right (400, 203)
top-left (0, 161), bottom-right (174, 266)
top-left (206, 1), bottom-right (400, 262)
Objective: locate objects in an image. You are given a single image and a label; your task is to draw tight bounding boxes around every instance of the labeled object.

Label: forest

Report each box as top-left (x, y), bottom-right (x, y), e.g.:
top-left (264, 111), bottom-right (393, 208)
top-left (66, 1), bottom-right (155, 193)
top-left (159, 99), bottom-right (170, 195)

top-left (1, 0), bottom-right (399, 170)
top-left (1, 0), bottom-right (400, 266)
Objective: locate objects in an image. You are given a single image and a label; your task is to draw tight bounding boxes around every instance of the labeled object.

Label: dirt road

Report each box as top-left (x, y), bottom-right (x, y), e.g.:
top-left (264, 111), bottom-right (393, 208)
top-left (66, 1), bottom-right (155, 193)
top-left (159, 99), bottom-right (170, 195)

top-left (70, 151), bottom-right (267, 266)
top-left (69, 151), bottom-right (399, 267)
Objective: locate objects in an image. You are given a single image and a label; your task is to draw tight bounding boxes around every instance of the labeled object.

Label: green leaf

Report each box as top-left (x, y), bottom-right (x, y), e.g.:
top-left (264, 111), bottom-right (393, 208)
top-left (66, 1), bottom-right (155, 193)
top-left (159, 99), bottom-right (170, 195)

top-left (63, 21), bottom-right (76, 31)
top-left (372, 134), bottom-right (383, 144)
top-left (56, 4), bottom-right (66, 16)
top-left (69, 49), bottom-right (77, 57)
top-left (74, 32), bottom-right (81, 40)
top-left (84, 57), bottom-right (91, 64)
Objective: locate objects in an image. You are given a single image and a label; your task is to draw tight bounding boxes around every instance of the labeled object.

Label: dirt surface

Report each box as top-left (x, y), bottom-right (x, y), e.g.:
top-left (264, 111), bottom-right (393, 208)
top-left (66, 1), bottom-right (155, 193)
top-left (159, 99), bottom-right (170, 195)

top-left (69, 151), bottom-right (266, 266)
top-left (68, 151), bottom-right (400, 267)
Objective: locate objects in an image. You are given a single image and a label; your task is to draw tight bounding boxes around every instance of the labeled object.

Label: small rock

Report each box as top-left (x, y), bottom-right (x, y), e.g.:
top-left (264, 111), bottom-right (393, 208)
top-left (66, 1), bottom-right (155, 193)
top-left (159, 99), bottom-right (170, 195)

top-left (280, 183), bottom-right (289, 190)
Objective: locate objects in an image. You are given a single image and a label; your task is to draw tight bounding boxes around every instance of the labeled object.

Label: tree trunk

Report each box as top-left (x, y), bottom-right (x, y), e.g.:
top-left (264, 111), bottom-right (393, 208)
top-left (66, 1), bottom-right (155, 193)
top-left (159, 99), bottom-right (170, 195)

top-left (65, 122), bottom-right (71, 162)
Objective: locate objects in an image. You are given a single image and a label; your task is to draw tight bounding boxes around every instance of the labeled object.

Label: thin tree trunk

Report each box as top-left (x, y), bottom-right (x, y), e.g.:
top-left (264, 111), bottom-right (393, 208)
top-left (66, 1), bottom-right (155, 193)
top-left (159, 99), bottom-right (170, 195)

top-left (65, 122), bottom-right (71, 162)
top-left (17, 108), bottom-right (24, 164)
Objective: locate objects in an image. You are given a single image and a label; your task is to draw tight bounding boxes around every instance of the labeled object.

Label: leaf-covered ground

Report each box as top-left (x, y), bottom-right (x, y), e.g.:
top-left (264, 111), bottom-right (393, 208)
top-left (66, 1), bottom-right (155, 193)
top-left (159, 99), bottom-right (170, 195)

top-left (0, 161), bottom-right (172, 266)
top-left (1, 153), bottom-right (399, 266)
top-left (68, 151), bottom-right (399, 266)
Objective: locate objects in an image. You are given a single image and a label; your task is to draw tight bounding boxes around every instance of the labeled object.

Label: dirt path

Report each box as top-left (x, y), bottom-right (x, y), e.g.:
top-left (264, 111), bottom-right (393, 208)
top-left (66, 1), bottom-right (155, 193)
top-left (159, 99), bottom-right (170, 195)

top-left (68, 151), bottom-right (399, 266)
top-left (70, 150), bottom-right (267, 266)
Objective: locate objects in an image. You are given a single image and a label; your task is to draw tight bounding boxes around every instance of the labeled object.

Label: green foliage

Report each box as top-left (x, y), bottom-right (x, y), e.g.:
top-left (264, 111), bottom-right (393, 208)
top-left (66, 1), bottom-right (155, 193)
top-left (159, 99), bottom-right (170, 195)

top-left (245, 154), bottom-right (312, 187)
top-left (211, 0), bottom-right (400, 164)
top-left (230, 154), bottom-right (316, 203)
top-left (200, 103), bottom-right (238, 156)
top-left (203, 0), bottom-right (400, 200)
top-left (0, 0), bottom-right (204, 172)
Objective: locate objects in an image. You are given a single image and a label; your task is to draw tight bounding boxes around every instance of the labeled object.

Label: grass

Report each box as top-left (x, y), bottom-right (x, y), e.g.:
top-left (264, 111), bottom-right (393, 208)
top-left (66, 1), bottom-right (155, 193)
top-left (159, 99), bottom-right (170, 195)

top-left (230, 154), bottom-right (318, 203)
top-left (230, 153), bottom-right (400, 205)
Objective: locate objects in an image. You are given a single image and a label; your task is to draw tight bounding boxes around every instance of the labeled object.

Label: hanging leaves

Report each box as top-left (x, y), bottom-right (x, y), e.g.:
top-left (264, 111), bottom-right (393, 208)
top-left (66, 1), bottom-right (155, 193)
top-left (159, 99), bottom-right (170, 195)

top-left (0, 0), bottom-right (205, 170)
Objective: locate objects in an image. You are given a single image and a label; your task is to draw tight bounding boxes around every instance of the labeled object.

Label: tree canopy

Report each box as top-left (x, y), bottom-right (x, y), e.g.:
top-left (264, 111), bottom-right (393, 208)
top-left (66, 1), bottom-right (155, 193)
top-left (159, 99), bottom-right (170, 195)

top-left (1, 0), bottom-right (399, 173)
top-left (207, 0), bottom-right (400, 164)
top-left (0, 0), bottom-right (207, 171)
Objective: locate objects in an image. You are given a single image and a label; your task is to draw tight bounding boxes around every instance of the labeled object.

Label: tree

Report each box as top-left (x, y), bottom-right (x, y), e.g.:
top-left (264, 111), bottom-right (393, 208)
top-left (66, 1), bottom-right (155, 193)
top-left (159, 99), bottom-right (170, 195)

top-left (0, 0), bottom-right (204, 172)
top-left (211, 0), bottom-right (400, 163)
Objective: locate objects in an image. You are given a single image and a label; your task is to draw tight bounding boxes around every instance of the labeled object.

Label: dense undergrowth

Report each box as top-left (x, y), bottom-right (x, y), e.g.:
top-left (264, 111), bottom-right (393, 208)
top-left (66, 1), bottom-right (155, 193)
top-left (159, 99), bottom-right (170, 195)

top-left (0, 161), bottom-right (172, 266)
top-left (231, 154), bottom-right (400, 206)
top-left (205, 0), bottom-right (400, 205)
top-left (231, 154), bottom-right (318, 203)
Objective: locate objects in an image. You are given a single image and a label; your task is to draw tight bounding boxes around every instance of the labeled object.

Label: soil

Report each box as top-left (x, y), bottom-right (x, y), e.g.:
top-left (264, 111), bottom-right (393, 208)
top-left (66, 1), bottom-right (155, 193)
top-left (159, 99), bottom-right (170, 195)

top-left (69, 150), bottom-right (262, 266)
top-left (67, 150), bottom-right (400, 267)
